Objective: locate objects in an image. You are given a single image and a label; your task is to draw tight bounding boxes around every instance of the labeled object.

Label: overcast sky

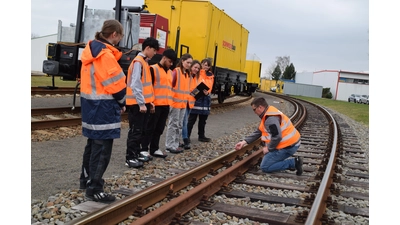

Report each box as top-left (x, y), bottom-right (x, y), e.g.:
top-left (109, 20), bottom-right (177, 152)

top-left (31, 0), bottom-right (369, 74)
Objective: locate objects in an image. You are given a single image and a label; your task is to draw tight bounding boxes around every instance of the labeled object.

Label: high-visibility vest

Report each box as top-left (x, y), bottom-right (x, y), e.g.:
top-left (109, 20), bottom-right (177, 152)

top-left (188, 74), bottom-right (200, 108)
top-left (200, 69), bottom-right (214, 93)
top-left (259, 106), bottom-right (300, 149)
top-left (171, 67), bottom-right (190, 109)
top-left (151, 64), bottom-right (173, 106)
top-left (126, 55), bottom-right (154, 105)
top-left (80, 39), bottom-right (126, 139)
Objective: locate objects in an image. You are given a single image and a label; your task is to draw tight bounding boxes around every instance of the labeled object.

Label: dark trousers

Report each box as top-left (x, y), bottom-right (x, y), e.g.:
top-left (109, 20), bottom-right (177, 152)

top-left (82, 138), bottom-right (113, 194)
top-left (141, 105), bottom-right (170, 154)
top-left (187, 113), bottom-right (209, 138)
top-left (126, 104), bottom-right (151, 160)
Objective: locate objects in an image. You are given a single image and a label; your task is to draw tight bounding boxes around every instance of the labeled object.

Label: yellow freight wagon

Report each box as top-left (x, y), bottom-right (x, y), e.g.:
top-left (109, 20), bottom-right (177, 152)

top-left (244, 60), bottom-right (261, 92)
top-left (144, 0), bottom-right (251, 103)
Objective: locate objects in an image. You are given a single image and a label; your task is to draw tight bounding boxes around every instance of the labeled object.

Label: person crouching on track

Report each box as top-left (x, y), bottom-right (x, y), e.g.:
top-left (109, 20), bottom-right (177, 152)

top-left (165, 53), bottom-right (193, 153)
top-left (234, 97), bottom-right (304, 175)
top-left (79, 19), bottom-right (126, 203)
top-left (125, 37), bottom-right (160, 168)
top-left (141, 48), bottom-right (177, 158)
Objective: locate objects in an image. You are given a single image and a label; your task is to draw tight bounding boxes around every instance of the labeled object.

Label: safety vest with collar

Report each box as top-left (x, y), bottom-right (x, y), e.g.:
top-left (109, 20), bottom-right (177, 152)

top-left (80, 39), bottom-right (126, 139)
top-left (151, 64), bottom-right (173, 106)
top-left (171, 67), bottom-right (190, 109)
top-left (126, 55), bottom-right (154, 105)
top-left (259, 105), bottom-right (300, 149)
top-left (200, 69), bottom-right (214, 93)
top-left (188, 74), bottom-right (201, 108)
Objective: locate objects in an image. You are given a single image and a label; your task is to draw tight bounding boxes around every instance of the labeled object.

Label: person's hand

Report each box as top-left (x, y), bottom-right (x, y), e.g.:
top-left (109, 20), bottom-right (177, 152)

top-left (262, 146), bottom-right (269, 154)
top-left (235, 140), bottom-right (246, 150)
top-left (203, 89), bottom-right (209, 95)
top-left (120, 106), bottom-right (126, 114)
top-left (150, 102), bottom-right (155, 113)
top-left (140, 105), bottom-right (147, 113)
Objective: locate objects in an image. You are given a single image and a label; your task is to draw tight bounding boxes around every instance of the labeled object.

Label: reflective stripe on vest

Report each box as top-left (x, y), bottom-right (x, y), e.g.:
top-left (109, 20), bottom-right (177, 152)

top-left (152, 64), bottom-right (173, 106)
top-left (171, 67), bottom-right (190, 108)
top-left (259, 106), bottom-right (300, 149)
top-left (126, 56), bottom-right (154, 105)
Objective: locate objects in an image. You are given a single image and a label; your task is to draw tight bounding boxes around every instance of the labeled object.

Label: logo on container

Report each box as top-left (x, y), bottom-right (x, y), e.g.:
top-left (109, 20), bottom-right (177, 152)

top-left (222, 40), bottom-right (236, 51)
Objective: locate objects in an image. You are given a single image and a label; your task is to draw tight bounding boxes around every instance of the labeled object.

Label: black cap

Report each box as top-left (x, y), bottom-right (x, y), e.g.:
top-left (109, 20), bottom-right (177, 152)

top-left (163, 48), bottom-right (177, 62)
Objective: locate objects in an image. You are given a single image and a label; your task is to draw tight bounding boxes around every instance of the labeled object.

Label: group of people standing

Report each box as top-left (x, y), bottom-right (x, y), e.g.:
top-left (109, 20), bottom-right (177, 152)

top-left (77, 19), bottom-right (303, 204)
top-left (78, 20), bottom-right (215, 203)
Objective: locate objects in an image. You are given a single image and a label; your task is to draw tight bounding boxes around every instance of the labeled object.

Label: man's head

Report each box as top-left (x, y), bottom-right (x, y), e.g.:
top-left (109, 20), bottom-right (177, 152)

top-left (142, 37), bottom-right (160, 59)
top-left (160, 48), bottom-right (177, 68)
top-left (251, 97), bottom-right (269, 115)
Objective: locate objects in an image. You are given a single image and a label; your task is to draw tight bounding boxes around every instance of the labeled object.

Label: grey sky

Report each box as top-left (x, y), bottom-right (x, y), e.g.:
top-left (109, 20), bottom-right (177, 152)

top-left (31, 0), bottom-right (369, 74)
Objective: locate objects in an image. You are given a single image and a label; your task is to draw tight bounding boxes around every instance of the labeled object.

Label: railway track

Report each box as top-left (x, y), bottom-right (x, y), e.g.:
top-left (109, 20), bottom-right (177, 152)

top-left (31, 95), bottom-right (252, 130)
top-left (46, 94), bottom-right (366, 225)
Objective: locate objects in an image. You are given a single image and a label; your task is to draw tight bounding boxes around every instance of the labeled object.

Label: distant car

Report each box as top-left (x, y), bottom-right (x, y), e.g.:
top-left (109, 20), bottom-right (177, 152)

top-left (360, 95), bottom-right (369, 104)
top-left (348, 94), bottom-right (362, 103)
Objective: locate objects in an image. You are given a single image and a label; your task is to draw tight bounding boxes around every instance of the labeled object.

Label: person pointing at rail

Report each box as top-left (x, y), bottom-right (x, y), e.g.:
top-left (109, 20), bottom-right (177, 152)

top-left (235, 97), bottom-right (303, 175)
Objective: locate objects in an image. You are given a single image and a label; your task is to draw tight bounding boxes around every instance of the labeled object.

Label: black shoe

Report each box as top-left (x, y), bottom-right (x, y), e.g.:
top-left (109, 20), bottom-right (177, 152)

top-left (85, 192), bottom-right (116, 203)
top-left (138, 151), bottom-right (153, 162)
top-left (295, 156), bottom-right (303, 176)
top-left (150, 149), bottom-right (168, 158)
top-left (198, 136), bottom-right (212, 142)
top-left (166, 148), bottom-right (183, 154)
top-left (179, 143), bottom-right (184, 148)
top-left (79, 179), bottom-right (90, 190)
top-left (125, 159), bottom-right (144, 168)
top-left (183, 138), bottom-right (191, 149)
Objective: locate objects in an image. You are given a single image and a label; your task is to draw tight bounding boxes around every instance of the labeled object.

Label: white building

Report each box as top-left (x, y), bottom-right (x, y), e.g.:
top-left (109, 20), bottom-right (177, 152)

top-left (31, 34), bottom-right (57, 73)
top-left (312, 70), bottom-right (369, 101)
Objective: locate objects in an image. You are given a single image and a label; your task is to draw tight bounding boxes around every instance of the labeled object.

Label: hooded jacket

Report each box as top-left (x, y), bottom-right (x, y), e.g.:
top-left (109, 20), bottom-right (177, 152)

top-left (80, 39), bottom-right (126, 139)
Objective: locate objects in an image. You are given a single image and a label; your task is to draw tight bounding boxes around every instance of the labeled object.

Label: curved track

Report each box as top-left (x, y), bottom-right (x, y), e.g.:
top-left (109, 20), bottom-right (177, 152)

top-left (56, 93), bottom-right (368, 225)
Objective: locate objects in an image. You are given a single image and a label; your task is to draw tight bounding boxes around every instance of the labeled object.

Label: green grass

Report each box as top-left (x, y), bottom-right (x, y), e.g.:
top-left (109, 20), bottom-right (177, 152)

top-left (292, 96), bottom-right (369, 127)
top-left (31, 75), bottom-right (79, 88)
top-left (31, 76), bottom-right (369, 127)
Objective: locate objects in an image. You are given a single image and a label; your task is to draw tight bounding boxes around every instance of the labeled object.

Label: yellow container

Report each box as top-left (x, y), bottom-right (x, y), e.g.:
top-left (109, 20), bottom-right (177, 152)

top-left (244, 60), bottom-right (261, 85)
top-left (144, 0), bottom-right (249, 72)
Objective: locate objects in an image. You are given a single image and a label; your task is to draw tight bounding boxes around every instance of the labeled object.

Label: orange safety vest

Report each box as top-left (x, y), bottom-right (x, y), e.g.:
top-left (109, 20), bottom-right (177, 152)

top-left (188, 74), bottom-right (200, 108)
top-left (200, 69), bottom-right (214, 93)
top-left (171, 67), bottom-right (190, 109)
top-left (259, 106), bottom-right (300, 149)
top-left (151, 64), bottom-right (173, 106)
top-left (126, 55), bottom-right (154, 105)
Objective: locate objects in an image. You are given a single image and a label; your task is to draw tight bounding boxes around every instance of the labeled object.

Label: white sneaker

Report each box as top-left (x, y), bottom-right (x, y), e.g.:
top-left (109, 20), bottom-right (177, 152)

top-left (152, 149), bottom-right (167, 158)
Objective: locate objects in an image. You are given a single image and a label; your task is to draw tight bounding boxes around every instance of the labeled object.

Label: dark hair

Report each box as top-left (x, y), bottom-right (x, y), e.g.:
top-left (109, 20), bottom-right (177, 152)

top-left (201, 58), bottom-right (212, 67)
top-left (95, 19), bottom-right (123, 40)
top-left (163, 48), bottom-right (177, 62)
top-left (176, 53), bottom-right (193, 72)
top-left (142, 37), bottom-right (160, 51)
top-left (251, 97), bottom-right (268, 108)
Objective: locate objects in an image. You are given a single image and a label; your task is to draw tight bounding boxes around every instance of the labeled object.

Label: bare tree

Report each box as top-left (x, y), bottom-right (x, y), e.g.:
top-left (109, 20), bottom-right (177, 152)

top-left (275, 56), bottom-right (290, 74)
top-left (262, 63), bottom-right (276, 79)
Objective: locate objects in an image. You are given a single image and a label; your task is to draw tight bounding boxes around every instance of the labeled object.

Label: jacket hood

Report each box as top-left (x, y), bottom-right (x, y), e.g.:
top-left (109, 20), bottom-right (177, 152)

top-left (81, 40), bottom-right (122, 65)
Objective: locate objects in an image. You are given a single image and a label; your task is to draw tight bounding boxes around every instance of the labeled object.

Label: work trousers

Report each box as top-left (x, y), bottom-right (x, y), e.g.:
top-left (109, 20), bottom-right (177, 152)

top-left (165, 107), bottom-right (186, 150)
top-left (141, 105), bottom-right (170, 154)
top-left (187, 113), bottom-right (209, 138)
top-left (126, 104), bottom-right (151, 160)
top-left (82, 138), bottom-right (113, 194)
top-left (259, 144), bottom-right (300, 173)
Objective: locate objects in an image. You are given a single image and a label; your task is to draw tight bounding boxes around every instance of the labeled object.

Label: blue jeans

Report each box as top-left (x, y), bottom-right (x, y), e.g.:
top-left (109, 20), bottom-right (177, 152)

top-left (182, 106), bottom-right (191, 140)
top-left (259, 144), bottom-right (300, 173)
